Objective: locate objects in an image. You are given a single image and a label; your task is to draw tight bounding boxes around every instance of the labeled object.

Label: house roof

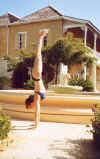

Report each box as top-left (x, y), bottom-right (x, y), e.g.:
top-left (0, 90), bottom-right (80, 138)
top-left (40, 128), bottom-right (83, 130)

top-left (63, 15), bottom-right (100, 34)
top-left (0, 6), bottom-right (100, 35)
top-left (22, 6), bottom-right (63, 21)
top-left (0, 12), bottom-right (20, 25)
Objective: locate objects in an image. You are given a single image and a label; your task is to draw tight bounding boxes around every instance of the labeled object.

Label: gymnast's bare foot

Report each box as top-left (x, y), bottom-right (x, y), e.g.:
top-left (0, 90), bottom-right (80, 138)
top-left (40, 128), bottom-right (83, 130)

top-left (39, 29), bottom-right (49, 38)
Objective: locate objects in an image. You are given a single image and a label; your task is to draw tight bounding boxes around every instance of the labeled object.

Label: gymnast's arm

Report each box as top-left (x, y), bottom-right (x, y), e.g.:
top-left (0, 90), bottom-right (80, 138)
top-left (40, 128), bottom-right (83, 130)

top-left (34, 93), bottom-right (40, 127)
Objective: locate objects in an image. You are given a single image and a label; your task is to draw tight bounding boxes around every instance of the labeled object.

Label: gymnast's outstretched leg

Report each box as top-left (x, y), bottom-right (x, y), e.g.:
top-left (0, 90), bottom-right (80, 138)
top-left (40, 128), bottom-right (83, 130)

top-left (25, 30), bottom-right (48, 128)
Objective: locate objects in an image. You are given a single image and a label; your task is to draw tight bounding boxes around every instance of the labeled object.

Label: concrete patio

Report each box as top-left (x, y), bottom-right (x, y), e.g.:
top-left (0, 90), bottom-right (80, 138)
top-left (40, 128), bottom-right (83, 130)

top-left (0, 119), bottom-right (100, 159)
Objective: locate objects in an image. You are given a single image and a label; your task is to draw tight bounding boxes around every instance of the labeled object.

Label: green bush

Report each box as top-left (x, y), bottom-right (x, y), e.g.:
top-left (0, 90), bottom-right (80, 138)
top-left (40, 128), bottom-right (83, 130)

top-left (91, 104), bottom-right (100, 135)
top-left (68, 78), bottom-right (78, 86)
top-left (69, 78), bottom-right (94, 92)
top-left (12, 62), bottom-right (29, 88)
top-left (0, 111), bottom-right (11, 143)
top-left (0, 77), bottom-right (10, 89)
top-left (24, 79), bottom-right (34, 89)
top-left (82, 79), bottom-right (94, 92)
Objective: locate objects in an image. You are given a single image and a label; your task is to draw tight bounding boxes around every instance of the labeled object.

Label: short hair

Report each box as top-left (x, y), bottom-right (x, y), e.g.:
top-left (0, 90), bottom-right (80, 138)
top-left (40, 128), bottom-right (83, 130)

top-left (25, 95), bottom-right (34, 109)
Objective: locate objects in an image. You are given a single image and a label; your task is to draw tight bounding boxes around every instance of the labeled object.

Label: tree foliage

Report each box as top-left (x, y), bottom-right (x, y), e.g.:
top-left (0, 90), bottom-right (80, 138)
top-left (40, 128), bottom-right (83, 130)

top-left (12, 50), bottom-right (35, 89)
top-left (3, 56), bottom-right (18, 72)
top-left (42, 46), bottom-right (55, 86)
top-left (12, 32), bottom-right (97, 88)
top-left (0, 111), bottom-right (11, 143)
top-left (12, 62), bottom-right (30, 88)
top-left (43, 32), bottom-right (96, 84)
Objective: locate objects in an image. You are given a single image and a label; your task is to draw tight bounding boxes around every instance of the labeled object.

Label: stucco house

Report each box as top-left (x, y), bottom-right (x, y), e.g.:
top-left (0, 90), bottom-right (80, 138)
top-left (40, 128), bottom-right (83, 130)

top-left (0, 6), bottom-right (100, 91)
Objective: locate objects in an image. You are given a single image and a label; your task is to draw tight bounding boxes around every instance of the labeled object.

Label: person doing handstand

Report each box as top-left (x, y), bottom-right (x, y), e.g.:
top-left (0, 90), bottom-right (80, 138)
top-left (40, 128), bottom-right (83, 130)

top-left (25, 30), bottom-right (48, 128)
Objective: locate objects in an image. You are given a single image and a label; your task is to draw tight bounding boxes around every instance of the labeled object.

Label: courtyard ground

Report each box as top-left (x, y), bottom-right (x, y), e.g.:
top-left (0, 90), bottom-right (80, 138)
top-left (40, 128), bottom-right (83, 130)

top-left (0, 119), bottom-right (100, 159)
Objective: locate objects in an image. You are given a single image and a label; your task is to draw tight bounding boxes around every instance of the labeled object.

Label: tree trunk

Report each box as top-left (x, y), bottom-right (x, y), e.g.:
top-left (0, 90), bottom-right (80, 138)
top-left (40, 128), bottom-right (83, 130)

top-left (55, 63), bottom-right (59, 84)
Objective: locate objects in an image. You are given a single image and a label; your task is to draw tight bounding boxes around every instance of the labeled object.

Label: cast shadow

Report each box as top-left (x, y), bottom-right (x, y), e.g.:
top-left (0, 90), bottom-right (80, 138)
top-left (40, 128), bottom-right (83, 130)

top-left (49, 138), bottom-right (100, 159)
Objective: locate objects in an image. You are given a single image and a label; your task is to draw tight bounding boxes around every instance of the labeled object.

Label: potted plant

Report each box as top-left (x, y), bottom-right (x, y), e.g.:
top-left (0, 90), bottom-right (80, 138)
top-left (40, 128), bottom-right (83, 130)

top-left (91, 103), bottom-right (100, 147)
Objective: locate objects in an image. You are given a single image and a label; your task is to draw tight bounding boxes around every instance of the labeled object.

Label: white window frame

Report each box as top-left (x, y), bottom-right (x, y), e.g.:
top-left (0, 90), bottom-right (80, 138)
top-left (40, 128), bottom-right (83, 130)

top-left (18, 32), bottom-right (27, 49)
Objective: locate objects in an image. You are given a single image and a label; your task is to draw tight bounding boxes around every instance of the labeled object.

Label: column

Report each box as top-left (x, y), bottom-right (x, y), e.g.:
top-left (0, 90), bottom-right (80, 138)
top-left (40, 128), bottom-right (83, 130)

top-left (92, 33), bottom-right (97, 91)
top-left (81, 26), bottom-right (88, 80)
top-left (81, 64), bottom-right (87, 80)
top-left (59, 63), bottom-right (68, 86)
top-left (59, 63), bottom-right (63, 85)
top-left (94, 33), bottom-right (97, 53)
top-left (92, 63), bottom-right (96, 92)
top-left (84, 26), bottom-right (87, 46)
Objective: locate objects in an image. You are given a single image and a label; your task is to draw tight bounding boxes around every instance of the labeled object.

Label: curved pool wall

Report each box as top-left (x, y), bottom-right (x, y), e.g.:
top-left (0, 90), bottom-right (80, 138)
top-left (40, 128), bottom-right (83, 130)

top-left (0, 90), bottom-right (98, 124)
top-left (0, 90), bottom-right (100, 108)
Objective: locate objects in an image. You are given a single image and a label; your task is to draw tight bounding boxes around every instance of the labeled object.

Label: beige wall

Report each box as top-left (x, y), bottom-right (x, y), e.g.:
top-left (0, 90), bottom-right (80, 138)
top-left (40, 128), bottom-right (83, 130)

top-left (96, 67), bottom-right (100, 91)
top-left (69, 64), bottom-right (82, 79)
top-left (0, 18), bottom-right (87, 57)
top-left (0, 26), bottom-right (8, 57)
top-left (7, 19), bottom-right (63, 57)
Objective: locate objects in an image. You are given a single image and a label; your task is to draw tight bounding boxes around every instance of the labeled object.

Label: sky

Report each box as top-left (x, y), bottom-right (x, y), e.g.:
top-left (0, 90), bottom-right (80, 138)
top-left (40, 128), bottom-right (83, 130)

top-left (0, 0), bottom-right (100, 30)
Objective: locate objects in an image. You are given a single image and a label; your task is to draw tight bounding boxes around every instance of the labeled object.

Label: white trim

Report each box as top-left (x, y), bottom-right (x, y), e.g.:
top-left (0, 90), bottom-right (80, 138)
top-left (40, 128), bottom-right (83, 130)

top-left (63, 24), bottom-right (85, 32)
top-left (92, 64), bottom-right (96, 92)
top-left (18, 32), bottom-right (27, 49)
top-left (64, 16), bottom-right (100, 35)
top-left (84, 26), bottom-right (87, 46)
top-left (18, 32), bottom-right (27, 35)
top-left (94, 33), bottom-right (97, 52)
top-left (63, 16), bottom-right (88, 24)
top-left (9, 16), bottom-right (62, 26)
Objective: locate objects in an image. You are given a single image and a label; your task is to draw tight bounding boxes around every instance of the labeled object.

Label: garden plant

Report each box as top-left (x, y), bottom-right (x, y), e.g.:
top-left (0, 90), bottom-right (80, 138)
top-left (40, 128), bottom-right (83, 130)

top-left (91, 104), bottom-right (100, 147)
top-left (0, 110), bottom-right (12, 145)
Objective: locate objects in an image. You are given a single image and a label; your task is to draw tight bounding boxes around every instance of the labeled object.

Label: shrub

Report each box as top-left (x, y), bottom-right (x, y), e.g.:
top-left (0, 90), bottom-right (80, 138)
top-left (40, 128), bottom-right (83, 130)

top-left (24, 79), bottom-right (34, 89)
top-left (0, 110), bottom-right (11, 144)
top-left (69, 78), bottom-right (94, 92)
top-left (0, 77), bottom-right (10, 89)
top-left (90, 104), bottom-right (100, 147)
top-left (82, 79), bottom-right (94, 92)
top-left (91, 104), bottom-right (100, 134)
top-left (68, 78), bottom-right (78, 86)
top-left (12, 62), bottom-right (30, 88)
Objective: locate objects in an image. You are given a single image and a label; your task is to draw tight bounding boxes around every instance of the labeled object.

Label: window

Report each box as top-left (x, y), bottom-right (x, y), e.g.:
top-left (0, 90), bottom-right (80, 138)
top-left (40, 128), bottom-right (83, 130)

top-left (17, 32), bottom-right (27, 49)
top-left (18, 34), bottom-right (22, 49)
top-left (43, 34), bottom-right (48, 47)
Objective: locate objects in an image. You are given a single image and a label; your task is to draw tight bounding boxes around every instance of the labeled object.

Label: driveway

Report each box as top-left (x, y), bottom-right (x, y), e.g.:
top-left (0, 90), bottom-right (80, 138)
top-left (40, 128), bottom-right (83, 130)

top-left (0, 120), bottom-right (100, 159)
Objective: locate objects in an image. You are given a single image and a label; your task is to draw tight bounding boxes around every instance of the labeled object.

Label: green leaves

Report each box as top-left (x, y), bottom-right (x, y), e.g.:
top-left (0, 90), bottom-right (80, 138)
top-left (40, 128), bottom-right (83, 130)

top-left (91, 104), bottom-right (100, 135)
top-left (0, 111), bottom-right (11, 142)
top-left (44, 32), bottom-right (96, 67)
top-left (69, 78), bottom-right (94, 92)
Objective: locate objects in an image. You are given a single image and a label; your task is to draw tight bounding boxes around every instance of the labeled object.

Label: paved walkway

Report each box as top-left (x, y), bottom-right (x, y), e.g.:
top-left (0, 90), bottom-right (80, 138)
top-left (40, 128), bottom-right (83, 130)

top-left (0, 120), bottom-right (100, 159)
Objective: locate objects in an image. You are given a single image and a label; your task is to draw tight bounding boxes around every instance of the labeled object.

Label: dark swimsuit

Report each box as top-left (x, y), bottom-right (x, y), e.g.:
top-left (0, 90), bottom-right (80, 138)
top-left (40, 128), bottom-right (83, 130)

top-left (33, 76), bottom-right (46, 100)
top-left (35, 91), bottom-right (46, 100)
top-left (32, 77), bottom-right (40, 81)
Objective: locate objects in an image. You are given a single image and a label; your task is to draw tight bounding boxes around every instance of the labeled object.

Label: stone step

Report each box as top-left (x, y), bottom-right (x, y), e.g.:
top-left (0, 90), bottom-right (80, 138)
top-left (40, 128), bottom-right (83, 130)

top-left (0, 93), bottom-right (99, 109)
top-left (1, 103), bottom-right (93, 124)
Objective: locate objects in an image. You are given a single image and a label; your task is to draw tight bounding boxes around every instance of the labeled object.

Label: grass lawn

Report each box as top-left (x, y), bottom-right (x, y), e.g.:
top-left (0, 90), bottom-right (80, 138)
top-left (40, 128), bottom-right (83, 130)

top-left (48, 86), bottom-right (82, 94)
